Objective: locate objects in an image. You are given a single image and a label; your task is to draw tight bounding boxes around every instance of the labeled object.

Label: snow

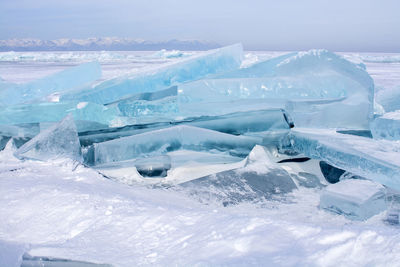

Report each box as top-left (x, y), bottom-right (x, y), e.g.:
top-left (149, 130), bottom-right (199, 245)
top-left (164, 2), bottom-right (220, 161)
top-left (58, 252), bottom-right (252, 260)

top-left (1, 146), bottom-right (400, 266)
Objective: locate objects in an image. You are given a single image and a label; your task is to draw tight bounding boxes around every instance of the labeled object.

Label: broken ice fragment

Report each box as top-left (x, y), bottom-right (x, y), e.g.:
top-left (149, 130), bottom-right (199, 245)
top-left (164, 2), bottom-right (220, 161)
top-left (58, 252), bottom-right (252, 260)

top-left (371, 111), bottom-right (400, 140)
top-left (14, 115), bottom-right (82, 162)
top-left (288, 128), bottom-right (400, 191)
top-left (320, 179), bottom-right (386, 220)
top-left (92, 125), bottom-right (261, 165)
top-left (375, 85), bottom-right (400, 113)
top-left (60, 44), bottom-right (243, 104)
top-left (177, 49), bottom-right (374, 129)
top-left (81, 108), bottom-right (290, 147)
top-left (0, 62), bottom-right (101, 105)
top-left (0, 102), bottom-right (120, 132)
top-left (180, 145), bottom-right (297, 205)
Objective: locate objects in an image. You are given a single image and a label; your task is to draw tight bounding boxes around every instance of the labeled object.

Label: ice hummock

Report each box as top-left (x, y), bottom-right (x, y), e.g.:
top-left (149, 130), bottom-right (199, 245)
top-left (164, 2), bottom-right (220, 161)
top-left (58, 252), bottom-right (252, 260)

top-left (176, 49), bottom-right (374, 129)
top-left (14, 115), bottom-right (82, 162)
top-left (179, 145), bottom-right (297, 205)
top-left (91, 125), bottom-right (261, 165)
top-left (288, 128), bottom-right (400, 191)
top-left (371, 111), bottom-right (400, 140)
top-left (320, 179), bottom-right (386, 220)
top-left (0, 62), bottom-right (101, 106)
top-left (60, 44), bottom-right (244, 104)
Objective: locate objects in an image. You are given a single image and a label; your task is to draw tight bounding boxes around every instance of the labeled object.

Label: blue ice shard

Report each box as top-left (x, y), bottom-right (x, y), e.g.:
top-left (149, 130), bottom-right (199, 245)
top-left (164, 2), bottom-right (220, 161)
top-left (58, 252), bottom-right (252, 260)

top-left (371, 111), bottom-right (400, 140)
top-left (14, 115), bottom-right (82, 162)
top-left (0, 62), bottom-right (101, 106)
top-left (78, 109), bottom-right (290, 146)
top-left (0, 102), bottom-right (120, 132)
top-left (91, 125), bottom-right (261, 165)
top-left (176, 49), bottom-right (374, 129)
top-left (288, 128), bottom-right (400, 191)
top-left (60, 44), bottom-right (243, 104)
top-left (179, 145), bottom-right (297, 205)
top-left (320, 179), bottom-right (386, 220)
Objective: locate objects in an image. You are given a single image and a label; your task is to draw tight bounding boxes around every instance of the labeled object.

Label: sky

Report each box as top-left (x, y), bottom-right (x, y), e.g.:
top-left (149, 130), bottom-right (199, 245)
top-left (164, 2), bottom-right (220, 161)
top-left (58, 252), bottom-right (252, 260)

top-left (0, 0), bottom-right (399, 52)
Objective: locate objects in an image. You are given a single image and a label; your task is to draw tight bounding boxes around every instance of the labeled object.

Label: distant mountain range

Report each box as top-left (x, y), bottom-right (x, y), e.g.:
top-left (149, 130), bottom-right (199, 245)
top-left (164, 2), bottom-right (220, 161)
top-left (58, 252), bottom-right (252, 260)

top-left (0, 38), bottom-right (221, 51)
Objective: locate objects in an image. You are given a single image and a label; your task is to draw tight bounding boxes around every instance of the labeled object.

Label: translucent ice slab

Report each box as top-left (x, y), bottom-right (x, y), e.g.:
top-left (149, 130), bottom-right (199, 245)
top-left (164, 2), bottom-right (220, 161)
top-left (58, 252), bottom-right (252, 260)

top-left (78, 109), bottom-right (290, 146)
top-left (375, 86), bottom-right (400, 112)
top-left (0, 123), bottom-right (39, 138)
top-left (14, 115), bottom-right (82, 162)
top-left (60, 44), bottom-right (243, 104)
top-left (0, 102), bottom-right (120, 132)
top-left (0, 62), bottom-right (101, 105)
top-left (92, 125), bottom-right (261, 165)
top-left (320, 179), bottom-right (386, 220)
top-left (288, 128), bottom-right (400, 191)
top-left (176, 49), bottom-right (374, 129)
top-left (179, 145), bottom-right (297, 205)
top-left (371, 111), bottom-right (400, 140)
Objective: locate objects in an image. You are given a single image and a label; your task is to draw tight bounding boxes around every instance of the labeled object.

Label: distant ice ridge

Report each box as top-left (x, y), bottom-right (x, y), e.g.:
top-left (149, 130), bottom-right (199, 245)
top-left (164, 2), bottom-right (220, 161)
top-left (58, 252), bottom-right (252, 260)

top-left (0, 50), bottom-right (190, 62)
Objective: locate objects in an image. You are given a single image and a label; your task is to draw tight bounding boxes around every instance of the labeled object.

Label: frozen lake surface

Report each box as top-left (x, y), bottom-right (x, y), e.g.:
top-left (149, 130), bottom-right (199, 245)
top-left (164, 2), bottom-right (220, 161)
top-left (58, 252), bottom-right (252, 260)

top-left (1, 50), bottom-right (400, 267)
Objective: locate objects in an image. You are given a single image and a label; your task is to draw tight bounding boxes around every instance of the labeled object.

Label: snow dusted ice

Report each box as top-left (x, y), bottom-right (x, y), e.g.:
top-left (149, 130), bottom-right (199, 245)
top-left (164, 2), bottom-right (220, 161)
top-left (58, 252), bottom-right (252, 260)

top-left (1, 47), bottom-right (400, 266)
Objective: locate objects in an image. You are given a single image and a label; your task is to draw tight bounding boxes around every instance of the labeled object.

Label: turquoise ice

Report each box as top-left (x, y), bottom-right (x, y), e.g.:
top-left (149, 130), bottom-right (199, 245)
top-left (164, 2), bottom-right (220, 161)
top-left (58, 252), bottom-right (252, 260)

top-left (60, 44), bottom-right (243, 104)
top-left (91, 125), bottom-right (261, 165)
top-left (79, 109), bottom-right (290, 149)
top-left (176, 49), bottom-right (374, 129)
top-left (0, 102), bottom-right (120, 132)
top-left (0, 62), bottom-right (101, 106)
top-left (288, 128), bottom-right (400, 191)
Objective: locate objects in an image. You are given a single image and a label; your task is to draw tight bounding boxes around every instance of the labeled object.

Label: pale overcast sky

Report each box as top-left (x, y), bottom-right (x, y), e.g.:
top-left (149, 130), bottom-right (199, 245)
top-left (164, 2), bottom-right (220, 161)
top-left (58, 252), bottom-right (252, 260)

top-left (0, 0), bottom-right (399, 51)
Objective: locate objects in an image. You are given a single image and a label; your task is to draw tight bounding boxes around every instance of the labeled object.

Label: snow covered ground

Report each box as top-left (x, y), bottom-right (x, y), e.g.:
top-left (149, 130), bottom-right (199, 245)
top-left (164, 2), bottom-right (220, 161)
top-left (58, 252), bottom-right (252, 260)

top-left (1, 50), bottom-right (400, 266)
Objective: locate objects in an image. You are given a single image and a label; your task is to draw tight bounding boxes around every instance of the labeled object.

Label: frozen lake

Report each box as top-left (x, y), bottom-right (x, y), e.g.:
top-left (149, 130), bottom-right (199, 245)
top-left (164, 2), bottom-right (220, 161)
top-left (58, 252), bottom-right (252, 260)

top-left (1, 50), bottom-right (400, 267)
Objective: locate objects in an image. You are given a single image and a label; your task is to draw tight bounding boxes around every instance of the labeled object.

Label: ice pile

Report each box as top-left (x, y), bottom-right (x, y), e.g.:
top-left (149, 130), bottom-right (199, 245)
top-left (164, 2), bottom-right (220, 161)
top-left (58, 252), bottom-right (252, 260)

top-left (1, 44), bottom-right (399, 220)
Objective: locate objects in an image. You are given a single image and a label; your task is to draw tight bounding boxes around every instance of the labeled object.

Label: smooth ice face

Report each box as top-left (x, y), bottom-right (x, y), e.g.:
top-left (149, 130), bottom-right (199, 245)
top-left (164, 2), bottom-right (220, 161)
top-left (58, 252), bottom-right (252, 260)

top-left (320, 179), bottom-right (386, 220)
top-left (179, 145), bottom-right (297, 205)
top-left (79, 109), bottom-right (290, 147)
top-left (375, 86), bottom-right (400, 113)
top-left (177, 49), bottom-right (374, 129)
top-left (0, 102), bottom-right (120, 132)
top-left (288, 128), bottom-right (400, 191)
top-left (92, 125), bottom-right (261, 165)
top-left (371, 111), bottom-right (400, 140)
top-left (14, 115), bottom-right (82, 162)
top-left (0, 62), bottom-right (101, 106)
top-left (60, 44), bottom-right (243, 104)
